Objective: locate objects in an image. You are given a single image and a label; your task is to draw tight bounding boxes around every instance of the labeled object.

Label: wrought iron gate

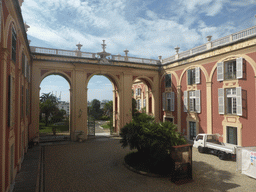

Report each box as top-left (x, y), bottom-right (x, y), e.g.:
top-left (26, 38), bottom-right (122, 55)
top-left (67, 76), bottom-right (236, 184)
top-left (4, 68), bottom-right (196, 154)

top-left (87, 116), bottom-right (95, 136)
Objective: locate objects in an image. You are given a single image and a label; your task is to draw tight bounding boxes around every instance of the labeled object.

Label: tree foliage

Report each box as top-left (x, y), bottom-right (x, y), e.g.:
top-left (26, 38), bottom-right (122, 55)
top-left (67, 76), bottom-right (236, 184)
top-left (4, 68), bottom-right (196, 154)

top-left (88, 99), bottom-right (103, 120)
top-left (40, 93), bottom-right (64, 126)
top-left (120, 113), bottom-right (187, 165)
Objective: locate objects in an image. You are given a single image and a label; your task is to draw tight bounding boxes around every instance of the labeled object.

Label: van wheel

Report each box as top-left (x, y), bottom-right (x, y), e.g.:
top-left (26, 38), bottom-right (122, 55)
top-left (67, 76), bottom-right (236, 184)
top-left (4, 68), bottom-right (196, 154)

top-left (198, 146), bottom-right (204, 153)
top-left (218, 153), bottom-right (226, 160)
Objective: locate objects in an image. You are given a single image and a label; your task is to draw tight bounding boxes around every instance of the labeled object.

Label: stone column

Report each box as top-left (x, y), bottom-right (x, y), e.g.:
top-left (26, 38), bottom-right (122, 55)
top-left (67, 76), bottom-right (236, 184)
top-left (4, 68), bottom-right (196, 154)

top-left (112, 90), bottom-right (116, 131)
top-left (121, 73), bottom-right (133, 128)
top-left (72, 70), bottom-right (87, 141)
top-left (206, 82), bottom-right (212, 134)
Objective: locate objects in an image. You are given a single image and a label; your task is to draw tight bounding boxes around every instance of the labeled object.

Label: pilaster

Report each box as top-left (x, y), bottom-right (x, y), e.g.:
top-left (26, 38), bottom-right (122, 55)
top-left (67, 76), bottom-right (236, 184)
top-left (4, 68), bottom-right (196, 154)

top-left (206, 82), bottom-right (212, 134)
top-left (177, 85), bottom-right (181, 132)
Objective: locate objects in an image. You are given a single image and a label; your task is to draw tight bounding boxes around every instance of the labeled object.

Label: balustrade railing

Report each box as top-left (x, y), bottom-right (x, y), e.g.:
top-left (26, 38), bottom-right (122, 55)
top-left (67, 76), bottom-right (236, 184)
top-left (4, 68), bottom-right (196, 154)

top-left (162, 25), bottom-right (256, 64)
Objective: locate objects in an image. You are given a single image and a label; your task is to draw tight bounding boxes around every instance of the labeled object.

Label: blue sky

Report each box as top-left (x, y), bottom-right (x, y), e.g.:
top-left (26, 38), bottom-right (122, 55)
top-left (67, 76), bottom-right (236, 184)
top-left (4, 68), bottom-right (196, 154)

top-left (22, 0), bottom-right (256, 102)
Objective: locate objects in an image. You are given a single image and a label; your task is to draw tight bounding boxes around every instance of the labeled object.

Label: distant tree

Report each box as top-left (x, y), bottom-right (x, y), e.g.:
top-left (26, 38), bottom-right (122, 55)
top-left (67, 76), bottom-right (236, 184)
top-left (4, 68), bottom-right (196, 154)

top-left (40, 93), bottom-right (59, 126)
top-left (103, 100), bottom-right (113, 118)
top-left (88, 99), bottom-right (103, 120)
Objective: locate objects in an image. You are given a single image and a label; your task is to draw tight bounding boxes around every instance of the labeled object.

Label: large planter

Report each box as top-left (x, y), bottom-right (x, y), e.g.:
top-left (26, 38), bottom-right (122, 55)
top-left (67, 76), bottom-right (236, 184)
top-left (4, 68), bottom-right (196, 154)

top-left (170, 144), bottom-right (193, 182)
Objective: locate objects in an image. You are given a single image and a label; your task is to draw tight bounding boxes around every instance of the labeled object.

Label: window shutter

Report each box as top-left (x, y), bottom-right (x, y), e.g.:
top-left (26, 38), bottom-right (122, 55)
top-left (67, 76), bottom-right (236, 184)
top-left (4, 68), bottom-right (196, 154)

top-left (195, 90), bottom-right (201, 113)
top-left (171, 92), bottom-right (175, 111)
top-left (187, 69), bottom-right (192, 85)
top-left (236, 57), bottom-right (243, 79)
top-left (236, 87), bottom-right (242, 116)
top-left (162, 92), bottom-right (166, 111)
top-left (195, 67), bottom-right (200, 84)
top-left (217, 62), bottom-right (224, 81)
top-left (218, 88), bottom-right (225, 114)
top-left (165, 74), bottom-right (172, 87)
top-left (184, 91), bottom-right (188, 112)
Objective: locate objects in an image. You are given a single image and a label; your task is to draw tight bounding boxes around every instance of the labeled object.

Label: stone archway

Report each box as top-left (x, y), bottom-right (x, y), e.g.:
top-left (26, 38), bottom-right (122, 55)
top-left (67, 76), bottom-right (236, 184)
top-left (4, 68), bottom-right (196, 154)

top-left (86, 72), bottom-right (121, 135)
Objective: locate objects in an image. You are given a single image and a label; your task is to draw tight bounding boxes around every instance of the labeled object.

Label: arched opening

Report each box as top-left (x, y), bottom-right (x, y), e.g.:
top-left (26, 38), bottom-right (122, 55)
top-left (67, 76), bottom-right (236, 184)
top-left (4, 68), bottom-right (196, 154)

top-left (132, 77), bottom-right (154, 116)
top-left (87, 74), bottom-right (120, 137)
top-left (39, 74), bottom-right (71, 141)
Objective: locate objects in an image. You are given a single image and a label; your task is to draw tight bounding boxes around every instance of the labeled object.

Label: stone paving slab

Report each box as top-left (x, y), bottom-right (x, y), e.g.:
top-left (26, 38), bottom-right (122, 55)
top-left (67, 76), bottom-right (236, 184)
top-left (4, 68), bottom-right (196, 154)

top-left (43, 138), bottom-right (256, 192)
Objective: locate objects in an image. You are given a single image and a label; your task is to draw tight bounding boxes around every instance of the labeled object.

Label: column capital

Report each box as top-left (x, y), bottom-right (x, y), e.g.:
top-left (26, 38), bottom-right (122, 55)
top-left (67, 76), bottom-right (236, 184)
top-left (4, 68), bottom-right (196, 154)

top-left (206, 82), bottom-right (212, 87)
top-left (177, 85), bottom-right (182, 89)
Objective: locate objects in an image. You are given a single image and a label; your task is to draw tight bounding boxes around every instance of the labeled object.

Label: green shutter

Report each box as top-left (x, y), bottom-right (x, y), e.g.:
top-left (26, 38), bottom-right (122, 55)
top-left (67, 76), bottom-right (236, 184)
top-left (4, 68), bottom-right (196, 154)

top-left (187, 69), bottom-right (192, 85)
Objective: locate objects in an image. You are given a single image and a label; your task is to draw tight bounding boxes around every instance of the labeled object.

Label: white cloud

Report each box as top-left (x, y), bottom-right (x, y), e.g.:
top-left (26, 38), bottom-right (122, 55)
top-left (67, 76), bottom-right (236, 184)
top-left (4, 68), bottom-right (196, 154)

top-left (22, 0), bottom-right (256, 59)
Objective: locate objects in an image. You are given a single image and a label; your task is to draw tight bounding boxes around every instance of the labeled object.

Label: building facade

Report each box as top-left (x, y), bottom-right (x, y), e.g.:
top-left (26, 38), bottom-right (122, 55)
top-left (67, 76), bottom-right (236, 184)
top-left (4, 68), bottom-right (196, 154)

top-left (1, 0), bottom-right (256, 191)
top-left (0, 0), bottom-right (32, 191)
top-left (160, 30), bottom-right (256, 147)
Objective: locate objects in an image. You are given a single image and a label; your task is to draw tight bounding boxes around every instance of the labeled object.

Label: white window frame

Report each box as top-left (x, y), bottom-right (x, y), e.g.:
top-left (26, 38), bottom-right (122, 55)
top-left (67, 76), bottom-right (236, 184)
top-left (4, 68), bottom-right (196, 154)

top-left (188, 90), bottom-right (200, 113)
top-left (218, 87), bottom-right (242, 116)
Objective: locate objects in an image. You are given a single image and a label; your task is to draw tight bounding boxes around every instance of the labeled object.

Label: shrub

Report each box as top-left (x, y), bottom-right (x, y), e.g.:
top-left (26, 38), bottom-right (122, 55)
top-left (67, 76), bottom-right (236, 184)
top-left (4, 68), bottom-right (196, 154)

top-left (120, 113), bottom-right (187, 174)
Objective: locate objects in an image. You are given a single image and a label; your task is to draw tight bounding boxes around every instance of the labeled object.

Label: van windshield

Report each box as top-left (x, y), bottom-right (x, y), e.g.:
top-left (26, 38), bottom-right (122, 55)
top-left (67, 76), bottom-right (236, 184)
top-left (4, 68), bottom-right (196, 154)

top-left (206, 135), bottom-right (220, 143)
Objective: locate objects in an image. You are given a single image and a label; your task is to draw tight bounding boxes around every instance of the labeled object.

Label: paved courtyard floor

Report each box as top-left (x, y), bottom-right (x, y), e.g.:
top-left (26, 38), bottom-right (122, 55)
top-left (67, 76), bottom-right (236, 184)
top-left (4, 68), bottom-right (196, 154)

top-left (42, 137), bottom-right (256, 192)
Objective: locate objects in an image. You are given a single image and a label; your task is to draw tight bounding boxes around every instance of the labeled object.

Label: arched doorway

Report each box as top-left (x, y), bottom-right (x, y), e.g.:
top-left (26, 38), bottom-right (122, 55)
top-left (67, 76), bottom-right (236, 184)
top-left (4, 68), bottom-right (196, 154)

top-left (86, 73), bottom-right (120, 136)
top-left (132, 76), bottom-right (155, 116)
top-left (39, 74), bottom-right (71, 141)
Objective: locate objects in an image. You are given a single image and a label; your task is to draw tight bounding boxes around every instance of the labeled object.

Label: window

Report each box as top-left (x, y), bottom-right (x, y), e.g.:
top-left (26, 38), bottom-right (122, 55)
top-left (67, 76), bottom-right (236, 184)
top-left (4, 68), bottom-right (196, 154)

top-left (227, 126), bottom-right (237, 145)
top-left (21, 86), bottom-right (24, 118)
top-left (226, 88), bottom-right (236, 114)
top-left (218, 87), bottom-right (242, 116)
top-left (12, 27), bottom-right (17, 62)
top-left (217, 57), bottom-right (243, 81)
top-left (187, 67), bottom-right (200, 85)
top-left (165, 74), bottom-right (171, 87)
top-left (8, 75), bottom-right (13, 127)
top-left (136, 99), bottom-right (141, 110)
top-left (136, 88), bottom-right (141, 96)
top-left (184, 90), bottom-right (201, 113)
top-left (189, 91), bottom-right (196, 112)
top-left (225, 60), bottom-right (236, 80)
top-left (165, 117), bottom-right (173, 123)
top-left (143, 98), bottom-right (146, 108)
top-left (189, 121), bottom-right (196, 140)
top-left (162, 92), bottom-right (175, 111)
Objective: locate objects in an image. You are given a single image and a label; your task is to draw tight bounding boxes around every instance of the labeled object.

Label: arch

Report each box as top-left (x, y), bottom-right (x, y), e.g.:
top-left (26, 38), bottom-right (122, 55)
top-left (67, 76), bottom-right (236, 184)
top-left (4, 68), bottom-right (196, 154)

top-left (39, 70), bottom-right (72, 86)
top-left (209, 54), bottom-right (256, 82)
top-left (178, 64), bottom-right (209, 86)
top-left (86, 71), bottom-right (120, 91)
top-left (3, 15), bottom-right (16, 48)
top-left (132, 75), bottom-right (154, 90)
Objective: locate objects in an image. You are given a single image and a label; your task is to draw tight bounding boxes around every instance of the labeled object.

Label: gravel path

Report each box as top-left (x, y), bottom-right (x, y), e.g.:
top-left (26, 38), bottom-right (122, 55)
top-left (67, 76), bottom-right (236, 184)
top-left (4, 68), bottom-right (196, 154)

top-left (43, 138), bottom-right (256, 192)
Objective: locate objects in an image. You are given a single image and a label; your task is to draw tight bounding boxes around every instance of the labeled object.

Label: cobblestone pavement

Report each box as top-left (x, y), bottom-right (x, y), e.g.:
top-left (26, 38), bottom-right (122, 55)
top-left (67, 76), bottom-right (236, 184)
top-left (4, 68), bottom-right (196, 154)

top-left (43, 138), bottom-right (256, 192)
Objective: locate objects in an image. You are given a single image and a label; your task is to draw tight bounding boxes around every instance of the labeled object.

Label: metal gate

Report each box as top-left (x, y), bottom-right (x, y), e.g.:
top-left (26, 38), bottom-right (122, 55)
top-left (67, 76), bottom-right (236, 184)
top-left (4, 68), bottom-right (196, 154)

top-left (87, 116), bottom-right (95, 136)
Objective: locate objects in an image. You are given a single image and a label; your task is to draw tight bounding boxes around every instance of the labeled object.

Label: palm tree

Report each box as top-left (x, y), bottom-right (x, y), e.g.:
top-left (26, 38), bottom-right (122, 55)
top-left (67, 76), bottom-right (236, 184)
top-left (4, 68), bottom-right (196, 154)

top-left (40, 93), bottom-right (59, 126)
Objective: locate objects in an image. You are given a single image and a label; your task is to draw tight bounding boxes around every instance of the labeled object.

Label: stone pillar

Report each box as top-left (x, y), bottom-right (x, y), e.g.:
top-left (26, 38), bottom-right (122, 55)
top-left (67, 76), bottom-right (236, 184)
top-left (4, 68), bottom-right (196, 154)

top-left (121, 73), bottom-right (133, 128)
top-left (72, 70), bottom-right (87, 141)
top-left (177, 85), bottom-right (181, 132)
top-left (206, 82), bottom-right (212, 134)
top-left (112, 90), bottom-right (116, 131)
